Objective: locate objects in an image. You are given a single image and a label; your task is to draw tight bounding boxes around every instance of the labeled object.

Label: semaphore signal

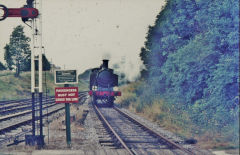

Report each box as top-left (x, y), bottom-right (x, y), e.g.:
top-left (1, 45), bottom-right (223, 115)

top-left (0, 0), bottom-right (44, 148)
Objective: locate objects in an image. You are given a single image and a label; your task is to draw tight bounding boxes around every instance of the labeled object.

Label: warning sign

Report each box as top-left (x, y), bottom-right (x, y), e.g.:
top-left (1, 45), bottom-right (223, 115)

top-left (55, 87), bottom-right (79, 103)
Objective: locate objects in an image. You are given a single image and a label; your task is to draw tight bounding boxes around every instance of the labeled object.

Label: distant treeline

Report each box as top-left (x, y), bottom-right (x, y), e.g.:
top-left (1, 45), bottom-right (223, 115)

top-left (138, 0), bottom-right (238, 146)
top-left (0, 25), bottom-right (51, 76)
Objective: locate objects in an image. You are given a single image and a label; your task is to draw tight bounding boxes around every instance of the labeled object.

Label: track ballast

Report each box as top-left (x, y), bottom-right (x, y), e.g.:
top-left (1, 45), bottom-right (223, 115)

top-left (92, 103), bottom-right (210, 155)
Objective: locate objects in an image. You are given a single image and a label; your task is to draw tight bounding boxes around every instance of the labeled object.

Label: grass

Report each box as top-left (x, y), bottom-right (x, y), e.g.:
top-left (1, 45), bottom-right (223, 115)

top-left (0, 70), bottom-right (89, 101)
top-left (115, 81), bottom-right (239, 150)
top-left (0, 71), bottom-right (31, 100)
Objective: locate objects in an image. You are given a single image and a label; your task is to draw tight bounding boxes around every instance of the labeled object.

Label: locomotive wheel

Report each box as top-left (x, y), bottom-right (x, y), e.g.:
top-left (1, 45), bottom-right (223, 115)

top-left (0, 5), bottom-right (8, 21)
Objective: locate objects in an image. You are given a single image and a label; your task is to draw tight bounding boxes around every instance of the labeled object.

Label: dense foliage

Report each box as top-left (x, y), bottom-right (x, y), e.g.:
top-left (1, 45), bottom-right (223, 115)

top-left (139, 0), bottom-right (239, 146)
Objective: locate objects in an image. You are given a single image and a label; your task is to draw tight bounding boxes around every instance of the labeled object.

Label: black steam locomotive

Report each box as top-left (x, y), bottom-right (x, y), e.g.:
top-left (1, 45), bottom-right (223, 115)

top-left (88, 60), bottom-right (121, 106)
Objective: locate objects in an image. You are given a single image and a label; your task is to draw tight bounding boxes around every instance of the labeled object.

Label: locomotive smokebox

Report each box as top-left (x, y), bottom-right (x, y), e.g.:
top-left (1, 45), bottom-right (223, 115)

top-left (102, 59), bottom-right (109, 69)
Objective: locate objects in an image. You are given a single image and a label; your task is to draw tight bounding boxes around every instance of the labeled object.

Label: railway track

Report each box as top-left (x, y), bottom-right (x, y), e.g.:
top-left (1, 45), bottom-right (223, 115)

top-left (0, 101), bottom-right (58, 122)
top-left (88, 104), bottom-right (119, 149)
top-left (0, 92), bottom-right (88, 117)
top-left (92, 103), bottom-right (205, 155)
top-left (0, 98), bottom-right (29, 107)
top-left (0, 104), bottom-right (65, 134)
top-left (0, 91), bottom-right (88, 146)
top-left (0, 97), bottom-right (54, 116)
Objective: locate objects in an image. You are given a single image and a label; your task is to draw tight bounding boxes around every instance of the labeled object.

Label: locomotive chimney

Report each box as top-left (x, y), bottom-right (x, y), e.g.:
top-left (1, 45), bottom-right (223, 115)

top-left (102, 59), bottom-right (109, 69)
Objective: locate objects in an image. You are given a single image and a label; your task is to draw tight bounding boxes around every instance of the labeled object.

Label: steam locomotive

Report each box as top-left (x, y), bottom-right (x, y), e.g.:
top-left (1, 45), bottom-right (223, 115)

top-left (88, 60), bottom-right (121, 106)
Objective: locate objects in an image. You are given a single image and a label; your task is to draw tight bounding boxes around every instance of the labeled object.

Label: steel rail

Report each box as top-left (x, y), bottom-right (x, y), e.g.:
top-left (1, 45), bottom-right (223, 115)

top-left (0, 106), bottom-right (65, 134)
top-left (114, 107), bottom-right (195, 155)
top-left (0, 99), bottom-right (29, 106)
top-left (0, 91), bottom-right (87, 113)
top-left (0, 102), bottom-right (56, 122)
top-left (0, 92), bottom-right (88, 120)
top-left (0, 99), bottom-right (55, 115)
top-left (93, 104), bottom-right (134, 155)
top-left (0, 98), bottom-right (54, 110)
top-left (0, 101), bottom-right (31, 111)
top-left (0, 91), bottom-right (88, 105)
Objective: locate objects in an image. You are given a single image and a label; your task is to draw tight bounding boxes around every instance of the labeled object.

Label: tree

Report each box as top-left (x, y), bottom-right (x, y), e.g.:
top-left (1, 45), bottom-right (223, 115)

top-left (42, 54), bottom-right (51, 71)
top-left (35, 54), bottom-right (51, 71)
top-left (0, 61), bottom-right (6, 70)
top-left (4, 44), bottom-right (13, 70)
top-left (4, 25), bottom-right (31, 76)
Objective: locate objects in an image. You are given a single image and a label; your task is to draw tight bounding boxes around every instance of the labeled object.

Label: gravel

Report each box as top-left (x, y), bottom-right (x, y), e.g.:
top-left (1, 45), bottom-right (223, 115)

top-left (118, 106), bottom-right (213, 154)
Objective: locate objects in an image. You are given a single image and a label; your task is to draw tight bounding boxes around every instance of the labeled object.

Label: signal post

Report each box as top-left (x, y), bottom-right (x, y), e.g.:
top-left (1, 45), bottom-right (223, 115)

top-left (30, 0), bottom-right (44, 147)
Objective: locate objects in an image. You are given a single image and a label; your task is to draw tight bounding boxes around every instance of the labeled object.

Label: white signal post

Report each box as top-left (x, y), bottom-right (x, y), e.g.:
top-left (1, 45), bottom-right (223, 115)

top-left (31, 0), bottom-right (44, 147)
top-left (30, 14), bottom-right (35, 139)
top-left (31, 20), bottom-right (35, 93)
top-left (38, 0), bottom-right (43, 94)
top-left (31, 0), bottom-right (43, 93)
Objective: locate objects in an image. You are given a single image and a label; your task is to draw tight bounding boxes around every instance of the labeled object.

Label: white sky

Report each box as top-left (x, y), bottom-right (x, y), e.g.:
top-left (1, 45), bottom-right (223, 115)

top-left (0, 0), bottom-right (165, 80)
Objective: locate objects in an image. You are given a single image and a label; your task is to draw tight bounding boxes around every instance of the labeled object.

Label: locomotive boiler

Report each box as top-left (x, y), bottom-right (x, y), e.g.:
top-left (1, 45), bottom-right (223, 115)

top-left (88, 60), bottom-right (121, 106)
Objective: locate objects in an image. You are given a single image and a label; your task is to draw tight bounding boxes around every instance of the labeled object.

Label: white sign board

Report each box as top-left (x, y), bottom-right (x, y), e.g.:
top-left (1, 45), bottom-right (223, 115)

top-left (54, 70), bottom-right (78, 84)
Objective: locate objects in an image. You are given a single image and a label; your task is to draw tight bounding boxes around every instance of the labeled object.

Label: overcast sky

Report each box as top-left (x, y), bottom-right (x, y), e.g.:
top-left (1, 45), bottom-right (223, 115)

top-left (0, 0), bottom-right (165, 80)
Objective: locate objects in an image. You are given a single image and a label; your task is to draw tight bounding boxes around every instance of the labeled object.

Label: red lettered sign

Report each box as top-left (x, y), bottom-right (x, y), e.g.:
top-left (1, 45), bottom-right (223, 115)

top-left (55, 87), bottom-right (79, 103)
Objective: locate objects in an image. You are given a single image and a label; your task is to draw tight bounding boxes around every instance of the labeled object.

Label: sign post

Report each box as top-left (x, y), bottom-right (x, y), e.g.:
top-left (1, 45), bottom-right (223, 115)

top-left (65, 102), bottom-right (71, 147)
top-left (55, 70), bottom-right (78, 148)
top-left (64, 84), bottom-right (71, 147)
